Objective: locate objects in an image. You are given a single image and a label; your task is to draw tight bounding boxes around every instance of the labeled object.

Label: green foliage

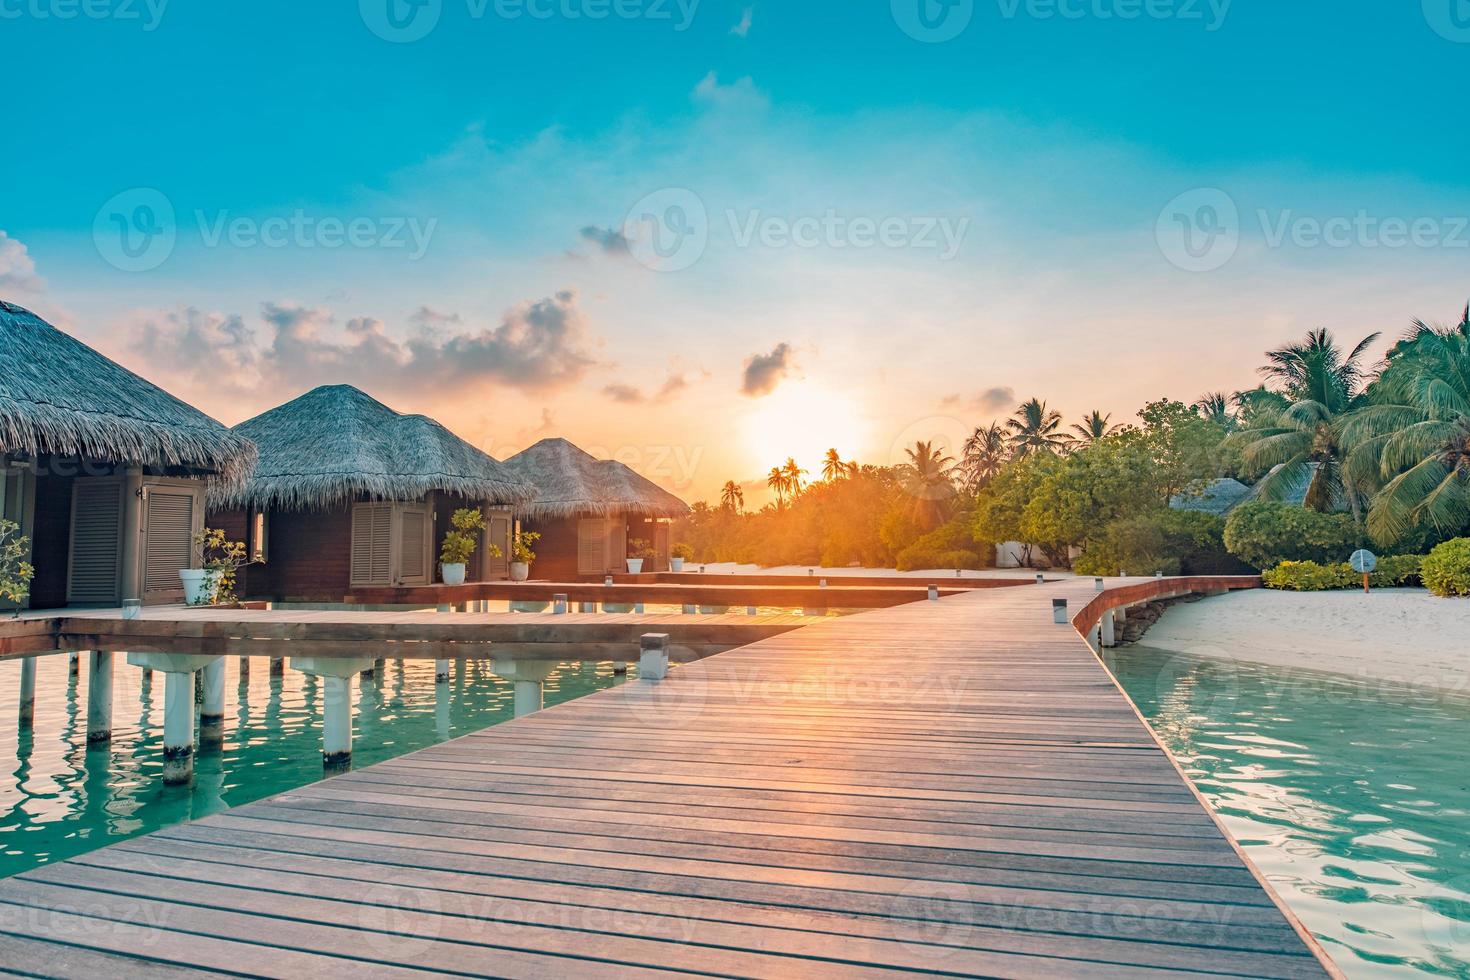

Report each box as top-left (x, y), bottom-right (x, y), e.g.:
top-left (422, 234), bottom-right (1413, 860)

top-left (628, 538), bottom-right (656, 561)
top-left (1138, 399), bottom-right (1233, 498)
top-left (895, 513), bottom-right (986, 571)
top-left (192, 527), bottom-right (254, 605)
top-left (1223, 501), bottom-right (1361, 570)
top-left (1075, 509), bottom-right (1250, 578)
top-left (0, 519), bottom-right (35, 615)
top-left (510, 529), bottom-right (540, 565)
top-left (1263, 555), bottom-right (1424, 591)
top-left (440, 508), bottom-right (490, 566)
top-left (1421, 538), bottom-right (1470, 597)
top-left (671, 542), bottom-right (694, 561)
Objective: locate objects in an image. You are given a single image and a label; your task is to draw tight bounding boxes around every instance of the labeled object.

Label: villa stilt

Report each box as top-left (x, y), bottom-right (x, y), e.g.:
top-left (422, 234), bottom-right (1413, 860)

top-left (0, 300), bottom-right (255, 610)
top-left (208, 385), bottom-right (534, 602)
top-left (503, 437), bottom-right (690, 578)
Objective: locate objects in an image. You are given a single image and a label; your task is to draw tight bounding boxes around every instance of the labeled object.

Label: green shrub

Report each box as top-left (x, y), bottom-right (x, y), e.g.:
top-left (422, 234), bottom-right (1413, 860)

top-left (895, 515), bottom-right (988, 571)
top-left (1075, 509), bottom-right (1252, 578)
top-left (1223, 501), bottom-right (1361, 571)
top-left (671, 542), bottom-right (694, 561)
top-left (1263, 555), bottom-right (1425, 591)
top-left (1421, 538), bottom-right (1470, 597)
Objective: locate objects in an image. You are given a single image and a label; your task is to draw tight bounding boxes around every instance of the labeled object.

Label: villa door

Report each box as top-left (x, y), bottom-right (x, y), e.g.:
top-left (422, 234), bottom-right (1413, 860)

top-left (140, 482), bottom-right (203, 604)
top-left (606, 519), bottom-right (627, 573)
top-left (397, 504), bottom-right (430, 586)
top-left (67, 477), bottom-right (126, 606)
top-left (576, 518), bottom-right (606, 576)
top-left (483, 510), bottom-right (511, 580)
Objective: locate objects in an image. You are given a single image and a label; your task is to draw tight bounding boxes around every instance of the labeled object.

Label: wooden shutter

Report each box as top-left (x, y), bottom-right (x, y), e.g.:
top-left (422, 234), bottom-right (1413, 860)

top-left (606, 519), bottom-right (627, 573)
top-left (351, 503), bottom-right (392, 586)
top-left (485, 513), bottom-right (510, 579)
top-left (576, 519), bottom-right (606, 576)
top-left (142, 489), bottom-right (197, 602)
top-left (68, 478), bottom-right (124, 605)
top-left (398, 505), bottom-right (429, 585)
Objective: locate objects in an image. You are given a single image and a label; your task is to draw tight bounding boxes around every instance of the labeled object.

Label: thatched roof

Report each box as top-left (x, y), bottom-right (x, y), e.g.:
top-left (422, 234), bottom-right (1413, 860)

top-left (216, 385), bottom-right (535, 511)
top-left (0, 300), bottom-right (256, 484)
top-left (504, 438), bottom-right (691, 520)
top-left (1170, 477), bottom-right (1251, 516)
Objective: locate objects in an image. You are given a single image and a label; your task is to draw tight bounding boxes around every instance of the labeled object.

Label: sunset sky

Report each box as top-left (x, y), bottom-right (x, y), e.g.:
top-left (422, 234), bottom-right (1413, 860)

top-left (3, 1), bottom-right (1468, 504)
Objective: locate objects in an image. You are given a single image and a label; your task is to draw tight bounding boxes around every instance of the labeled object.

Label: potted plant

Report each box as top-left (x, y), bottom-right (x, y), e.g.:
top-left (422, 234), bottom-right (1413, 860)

top-left (440, 508), bottom-right (492, 586)
top-left (186, 528), bottom-right (256, 606)
top-left (0, 519), bottom-right (35, 618)
top-left (626, 537), bottom-right (656, 575)
top-left (509, 529), bottom-right (540, 582)
top-left (670, 542), bottom-right (694, 573)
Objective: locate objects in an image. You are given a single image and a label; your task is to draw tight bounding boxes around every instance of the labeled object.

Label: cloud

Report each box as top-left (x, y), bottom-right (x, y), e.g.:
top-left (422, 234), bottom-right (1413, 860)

top-left (941, 386), bottom-right (1017, 415)
top-left (603, 383), bottom-right (644, 404)
top-left (730, 6), bottom-right (753, 36)
top-left (578, 225), bottom-right (631, 256)
top-left (128, 290), bottom-right (599, 401)
top-left (0, 231), bottom-right (44, 292)
top-left (692, 71), bottom-right (769, 112)
top-left (602, 371), bottom-right (692, 404)
top-left (740, 343), bottom-right (795, 397)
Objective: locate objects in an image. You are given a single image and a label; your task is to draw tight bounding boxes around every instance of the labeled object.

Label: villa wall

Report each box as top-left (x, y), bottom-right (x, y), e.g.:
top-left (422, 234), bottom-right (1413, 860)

top-left (525, 512), bottom-right (670, 580)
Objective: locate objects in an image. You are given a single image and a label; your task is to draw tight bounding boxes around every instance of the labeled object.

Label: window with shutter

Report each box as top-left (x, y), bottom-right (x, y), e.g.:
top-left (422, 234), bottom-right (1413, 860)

top-left (398, 506), bottom-right (428, 584)
top-left (142, 490), bottom-right (196, 600)
top-left (68, 479), bottom-right (124, 605)
top-left (351, 503), bottom-right (393, 585)
top-left (577, 519), bottom-right (606, 576)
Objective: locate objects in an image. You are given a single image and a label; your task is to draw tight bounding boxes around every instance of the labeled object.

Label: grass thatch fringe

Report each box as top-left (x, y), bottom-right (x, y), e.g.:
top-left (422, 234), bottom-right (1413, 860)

top-left (1, 300), bottom-right (257, 487)
top-left (215, 384), bottom-right (536, 512)
top-left (505, 438), bottom-right (690, 521)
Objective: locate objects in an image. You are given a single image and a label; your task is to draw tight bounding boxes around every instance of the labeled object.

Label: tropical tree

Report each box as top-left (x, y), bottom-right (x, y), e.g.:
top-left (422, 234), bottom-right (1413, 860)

top-left (720, 480), bottom-right (744, 513)
top-left (1007, 398), bottom-right (1068, 456)
top-left (900, 440), bottom-right (955, 530)
top-left (1231, 385), bottom-right (1291, 428)
top-left (1193, 392), bottom-right (1234, 429)
top-left (821, 448), bottom-right (847, 482)
top-left (766, 467), bottom-right (787, 508)
top-left (1343, 310), bottom-right (1470, 544)
top-left (960, 422), bottom-right (1008, 490)
top-left (1069, 410), bottom-right (1121, 448)
top-left (782, 457), bottom-right (808, 497)
top-left (1230, 329), bottom-right (1380, 520)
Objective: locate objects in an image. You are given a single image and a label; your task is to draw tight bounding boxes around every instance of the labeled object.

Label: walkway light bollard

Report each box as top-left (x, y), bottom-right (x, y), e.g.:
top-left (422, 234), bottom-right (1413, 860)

top-left (1156, 571), bottom-right (1164, 579)
top-left (86, 651), bottom-right (114, 745)
top-left (819, 578), bottom-right (827, 589)
top-left (640, 633), bottom-right (670, 681)
top-left (18, 657), bottom-right (36, 729)
top-left (604, 575), bottom-right (614, 587)
top-left (681, 604), bottom-right (697, 615)
top-left (634, 602), bottom-right (645, 614)
top-left (746, 605), bottom-right (758, 616)
top-left (553, 594), bottom-right (568, 615)
top-left (927, 584), bottom-right (939, 602)
top-left (1035, 573), bottom-right (1044, 585)
top-left (1052, 598), bottom-right (1068, 625)
top-left (200, 657), bottom-right (226, 747)
top-left (1094, 577), bottom-right (1105, 592)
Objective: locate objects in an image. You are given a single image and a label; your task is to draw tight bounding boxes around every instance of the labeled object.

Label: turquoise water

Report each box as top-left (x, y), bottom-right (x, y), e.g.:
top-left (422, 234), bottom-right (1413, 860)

top-left (1106, 645), bottom-right (1470, 979)
top-left (1, 653), bottom-right (630, 879)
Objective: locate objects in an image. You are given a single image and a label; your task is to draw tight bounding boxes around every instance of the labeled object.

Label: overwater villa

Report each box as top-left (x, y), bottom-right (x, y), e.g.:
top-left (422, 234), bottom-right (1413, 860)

top-left (0, 300), bottom-right (256, 609)
top-left (209, 384), bottom-right (535, 601)
top-left (503, 438), bottom-right (691, 578)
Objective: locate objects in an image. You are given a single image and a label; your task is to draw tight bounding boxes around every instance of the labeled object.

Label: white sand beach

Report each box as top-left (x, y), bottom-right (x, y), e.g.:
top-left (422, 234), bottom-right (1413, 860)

top-left (1142, 589), bottom-right (1470, 697)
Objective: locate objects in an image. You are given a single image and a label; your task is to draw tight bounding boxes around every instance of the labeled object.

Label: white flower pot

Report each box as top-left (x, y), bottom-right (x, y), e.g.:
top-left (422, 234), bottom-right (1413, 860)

top-left (509, 561), bottom-right (530, 582)
top-left (442, 563), bottom-right (467, 586)
top-left (179, 568), bottom-right (221, 606)
top-left (625, 558), bottom-right (644, 574)
top-left (670, 558), bottom-right (685, 573)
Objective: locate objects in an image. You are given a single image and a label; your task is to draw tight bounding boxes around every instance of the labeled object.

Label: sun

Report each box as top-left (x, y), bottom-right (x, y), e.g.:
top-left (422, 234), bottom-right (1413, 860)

top-left (742, 383), bottom-right (867, 478)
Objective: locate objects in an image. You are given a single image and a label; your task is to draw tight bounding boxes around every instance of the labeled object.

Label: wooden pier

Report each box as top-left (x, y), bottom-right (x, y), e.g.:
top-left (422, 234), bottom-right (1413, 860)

top-left (0, 576), bottom-right (1334, 977)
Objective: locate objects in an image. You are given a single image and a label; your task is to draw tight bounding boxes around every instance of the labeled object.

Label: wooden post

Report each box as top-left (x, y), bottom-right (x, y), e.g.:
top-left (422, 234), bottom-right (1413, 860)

top-left (18, 657), bottom-right (36, 729)
top-left (639, 633), bottom-right (670, 681)
top-left (86, 651), bottom-right (114, 745)
top-left (1363, 572), bottom-right (1371, 594)
top-left (200, 657), bottom-right (225, 748)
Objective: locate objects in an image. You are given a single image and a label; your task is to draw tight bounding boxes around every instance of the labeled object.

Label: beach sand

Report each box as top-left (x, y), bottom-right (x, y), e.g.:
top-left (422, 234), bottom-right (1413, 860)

top-left (1142, 588), bottom-right (1470, 696)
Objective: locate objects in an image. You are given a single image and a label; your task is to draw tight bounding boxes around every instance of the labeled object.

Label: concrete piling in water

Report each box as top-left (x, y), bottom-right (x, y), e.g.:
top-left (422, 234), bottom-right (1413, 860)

top-left (1101, 609), bottom-right (1117, 648)
top-left (291, 656), bottom-right (375, 771)
top-left (269, 657), bottom-right (284, 677)
top-left (491, 657), bottom-right (556, 718)
top-left (68, 652), bottom-right (79, 677)
top-left (200, 658), bottom-right (226, 748)
top-left (86, 651), bottom-right (114, 745)
top-left (553, 594), bottom-right (568, 615)
top-left (435, 659), bottom-right (450, 682)
top-left (18, 657), bottom-right (36, 729)
top-left (612, 661), bottom-right (628, 675)
top-left (128, 653), bottom-right (223, 785)
top-left (639, 633), bottom-right (670, 681)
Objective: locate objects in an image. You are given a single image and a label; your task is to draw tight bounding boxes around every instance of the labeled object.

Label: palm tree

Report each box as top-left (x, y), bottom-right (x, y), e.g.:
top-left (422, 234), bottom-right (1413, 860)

top-left (1231, 385), bottom-right (1291, 428)
top-left (821, 448), bottom-right (846, 482)
top-left (960, 422), bottom-right (1008, 490)
top-left (1342, 310), bottom-right (1470, 544)
top-left (1193, 392), bottom-right (1234, 429)
top-left (1069, 410), bottom-right (1120, 447)
top-left (901, 440), bottom-right (955, 529)
top-left (766, 467), bottom-right (787, 508)
top-left (720, 480), bottom-right (744, 513)
top-left (1231, 328), bottom-right (1381, 518)
top-left (782, 457), bottom-right (808, 497)
top-left (1006, 398), bottom-right (1067, 456)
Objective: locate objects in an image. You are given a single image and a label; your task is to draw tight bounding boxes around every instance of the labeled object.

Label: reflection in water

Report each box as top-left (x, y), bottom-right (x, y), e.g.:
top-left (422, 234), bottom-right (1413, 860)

top-left (1, 654), bottom-right (629, 879)
top-left (1106, 645), bottom-right (1470, 979)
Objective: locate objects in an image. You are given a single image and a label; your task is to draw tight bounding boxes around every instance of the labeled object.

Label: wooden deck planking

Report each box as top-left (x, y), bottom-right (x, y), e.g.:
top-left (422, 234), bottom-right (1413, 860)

top-left (0, 577), bottom-right (1333, 978)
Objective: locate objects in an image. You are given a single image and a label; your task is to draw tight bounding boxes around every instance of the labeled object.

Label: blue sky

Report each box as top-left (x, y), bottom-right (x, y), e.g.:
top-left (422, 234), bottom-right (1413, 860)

top-left (3, 1), bottom-right (1468, 499)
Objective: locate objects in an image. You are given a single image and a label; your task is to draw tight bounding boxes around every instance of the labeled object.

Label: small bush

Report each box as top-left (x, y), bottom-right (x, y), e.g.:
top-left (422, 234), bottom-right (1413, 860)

top-left (671, 542), bottom-right (694, 561)
top-left (896, 546), bottom-right (984, 572)
top-left (1263, 555), bottom-right (1425, 591)
top-left (1421, 538), bottom-right (1470, 598)
top-left (1223, 501), bottom-right (1361, 571)
top-left (1075, 509), bottom-right (1251, 578)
